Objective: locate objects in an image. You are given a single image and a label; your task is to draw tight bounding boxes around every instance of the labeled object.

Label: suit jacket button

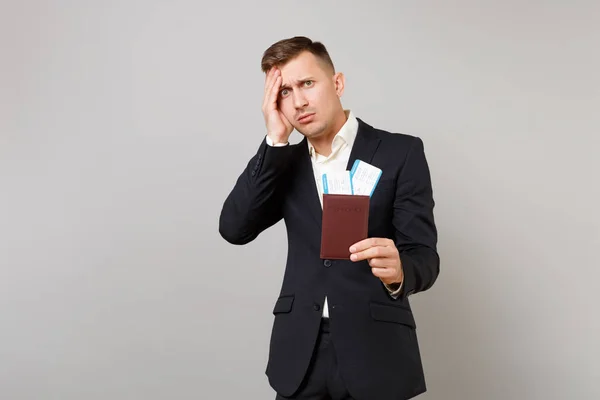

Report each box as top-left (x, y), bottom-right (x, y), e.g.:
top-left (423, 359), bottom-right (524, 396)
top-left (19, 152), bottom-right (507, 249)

top-left (323, 260), bottom-right (332, 267)
top-left (313, 304), bottom-right (320, 311)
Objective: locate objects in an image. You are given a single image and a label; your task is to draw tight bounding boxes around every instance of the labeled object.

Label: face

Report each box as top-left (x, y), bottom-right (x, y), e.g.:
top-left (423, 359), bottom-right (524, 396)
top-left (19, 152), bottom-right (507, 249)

top-left (276, 51), bottom-right (345, 140)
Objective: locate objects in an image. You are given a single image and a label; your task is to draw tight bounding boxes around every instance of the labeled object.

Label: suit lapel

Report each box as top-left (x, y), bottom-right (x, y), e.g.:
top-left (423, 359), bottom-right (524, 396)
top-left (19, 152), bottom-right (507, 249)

top-left (295, 138), bottom-right (323, 230)
top-left (346, 118), bottom-right (381, 170)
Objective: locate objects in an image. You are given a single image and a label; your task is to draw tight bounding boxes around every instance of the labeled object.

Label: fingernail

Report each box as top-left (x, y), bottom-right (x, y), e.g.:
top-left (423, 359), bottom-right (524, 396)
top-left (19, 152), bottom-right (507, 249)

top-left (349, 246), bottom-right (355, 252)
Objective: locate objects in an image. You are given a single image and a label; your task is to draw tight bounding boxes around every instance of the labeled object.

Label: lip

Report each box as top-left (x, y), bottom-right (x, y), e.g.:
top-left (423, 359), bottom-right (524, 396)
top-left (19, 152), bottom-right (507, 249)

top-left (297, 113), bottom-right (315, 123)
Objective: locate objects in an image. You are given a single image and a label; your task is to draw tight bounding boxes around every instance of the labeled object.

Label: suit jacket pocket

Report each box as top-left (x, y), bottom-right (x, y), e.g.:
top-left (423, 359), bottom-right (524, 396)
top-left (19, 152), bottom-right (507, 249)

top-left (370, 301), bottom-right (416, 328)
top-left (272, 295), bottom-right (295, 314)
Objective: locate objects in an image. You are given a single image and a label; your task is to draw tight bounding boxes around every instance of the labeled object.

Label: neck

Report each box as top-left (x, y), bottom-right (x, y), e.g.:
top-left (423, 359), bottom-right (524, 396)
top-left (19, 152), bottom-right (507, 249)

top-left (309, 111), bottom-right (348, 157)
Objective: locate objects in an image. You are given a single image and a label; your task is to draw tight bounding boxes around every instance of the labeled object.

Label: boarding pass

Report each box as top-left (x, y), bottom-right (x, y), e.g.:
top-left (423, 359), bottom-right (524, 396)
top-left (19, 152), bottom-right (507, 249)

top-left (322, 160), bottom-right (382, 196)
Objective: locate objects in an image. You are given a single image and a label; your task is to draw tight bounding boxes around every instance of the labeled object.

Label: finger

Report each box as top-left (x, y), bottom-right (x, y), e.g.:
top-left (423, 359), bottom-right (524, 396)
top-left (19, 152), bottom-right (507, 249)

top-left (350, 246), bottom-right (379, 262)
top-left (264, 67), bottom-right (279, 97)
top-left (349, 237), bottom-right (393, 253)
top-left (268, 75), bottom-right (282, 108)
top-left (263, 68), bottom-right (275, 101)
top-left (350, 245), bottom-right (394, 262)
top-left (263, 74), bottom-right (280, 111)
top-left (367, 257), bottom-right (395, 269)
top-left (371, 267), bottom-right (395, 280)
top-left (349, 238), bottom-right (374, 252)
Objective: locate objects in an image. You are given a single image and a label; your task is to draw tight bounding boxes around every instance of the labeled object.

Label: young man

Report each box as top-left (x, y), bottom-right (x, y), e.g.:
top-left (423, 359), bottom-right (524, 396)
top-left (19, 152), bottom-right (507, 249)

top-left (219, 36), bottom-right (440, 400)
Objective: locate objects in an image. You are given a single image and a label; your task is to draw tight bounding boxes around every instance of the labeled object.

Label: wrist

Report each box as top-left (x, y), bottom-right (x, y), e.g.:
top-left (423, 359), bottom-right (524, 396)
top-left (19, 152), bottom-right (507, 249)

top-left (266, 133), bottom-right (289, 146)
top-left (386, 281), bottom-right (401, 289)
top-left (389, 272), bottom-right (403, 286)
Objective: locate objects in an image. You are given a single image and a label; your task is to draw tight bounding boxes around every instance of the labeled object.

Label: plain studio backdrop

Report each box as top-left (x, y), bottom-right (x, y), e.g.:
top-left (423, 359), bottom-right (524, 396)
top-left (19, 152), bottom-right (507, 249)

top-left (1, 1), bottom-right (599, 399)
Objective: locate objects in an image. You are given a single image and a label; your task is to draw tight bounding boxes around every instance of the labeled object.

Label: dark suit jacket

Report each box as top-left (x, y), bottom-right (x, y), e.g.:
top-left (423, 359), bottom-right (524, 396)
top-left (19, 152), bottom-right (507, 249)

top-left (219, 117), bottom-right (440, 400)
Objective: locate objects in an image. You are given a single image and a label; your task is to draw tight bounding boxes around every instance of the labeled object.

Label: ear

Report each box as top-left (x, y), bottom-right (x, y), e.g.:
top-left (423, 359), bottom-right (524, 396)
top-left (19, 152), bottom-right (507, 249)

top-left (333, 72), bottom-right (345, 97)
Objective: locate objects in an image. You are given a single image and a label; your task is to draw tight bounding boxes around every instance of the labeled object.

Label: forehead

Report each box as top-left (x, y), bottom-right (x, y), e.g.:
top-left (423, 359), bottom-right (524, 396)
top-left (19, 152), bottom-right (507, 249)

top-left (279, 51), bottom-right (330, 80)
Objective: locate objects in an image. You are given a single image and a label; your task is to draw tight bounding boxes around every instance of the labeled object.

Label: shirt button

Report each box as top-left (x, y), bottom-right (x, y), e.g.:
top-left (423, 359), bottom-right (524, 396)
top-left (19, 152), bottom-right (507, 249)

top-left (313, 303), bottom-right (320, 311)
top-left (323, 259), bottom-right (332, 267)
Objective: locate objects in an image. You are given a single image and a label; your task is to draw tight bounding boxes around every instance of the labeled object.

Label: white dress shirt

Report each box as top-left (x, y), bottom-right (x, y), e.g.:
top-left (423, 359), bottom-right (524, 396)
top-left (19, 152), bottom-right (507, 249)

top-left (266, 110), bottom-right (402, 318)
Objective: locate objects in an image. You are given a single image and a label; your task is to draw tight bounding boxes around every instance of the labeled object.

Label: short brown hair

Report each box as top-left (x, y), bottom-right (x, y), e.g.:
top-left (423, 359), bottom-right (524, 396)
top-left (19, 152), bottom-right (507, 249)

top-left (261, 36), bottom-right (335, 74)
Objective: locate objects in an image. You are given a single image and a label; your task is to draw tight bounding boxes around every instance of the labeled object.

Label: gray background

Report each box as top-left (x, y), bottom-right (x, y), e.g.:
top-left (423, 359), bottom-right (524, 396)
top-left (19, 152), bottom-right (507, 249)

top-left (1, 1), bottom-right (599, 399)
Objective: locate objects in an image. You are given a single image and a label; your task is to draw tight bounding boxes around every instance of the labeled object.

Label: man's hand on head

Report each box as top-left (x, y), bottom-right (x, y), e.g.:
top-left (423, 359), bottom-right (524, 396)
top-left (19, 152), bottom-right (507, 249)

top-left (262, 67), bottom-right (293, 145)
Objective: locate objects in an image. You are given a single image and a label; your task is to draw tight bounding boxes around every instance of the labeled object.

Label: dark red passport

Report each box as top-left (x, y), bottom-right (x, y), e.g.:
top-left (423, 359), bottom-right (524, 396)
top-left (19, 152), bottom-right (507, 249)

top-left (320, 194), bottom-right (370, 260)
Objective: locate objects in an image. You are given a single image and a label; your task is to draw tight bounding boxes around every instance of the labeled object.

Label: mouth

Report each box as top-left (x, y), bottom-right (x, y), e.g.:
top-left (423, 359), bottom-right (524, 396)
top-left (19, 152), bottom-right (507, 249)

top-left (297, 113), bottom-right (315, 123)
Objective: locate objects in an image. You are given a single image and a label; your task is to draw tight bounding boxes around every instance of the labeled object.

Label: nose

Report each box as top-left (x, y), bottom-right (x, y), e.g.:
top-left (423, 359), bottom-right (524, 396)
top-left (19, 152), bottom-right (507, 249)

top-left (292, 91), bottom-right (308, 109)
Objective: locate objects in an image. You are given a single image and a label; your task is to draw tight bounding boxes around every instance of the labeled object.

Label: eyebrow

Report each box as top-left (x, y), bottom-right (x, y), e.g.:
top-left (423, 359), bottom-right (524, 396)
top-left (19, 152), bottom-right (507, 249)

top-left (280, 76), bottom-right (316, 91)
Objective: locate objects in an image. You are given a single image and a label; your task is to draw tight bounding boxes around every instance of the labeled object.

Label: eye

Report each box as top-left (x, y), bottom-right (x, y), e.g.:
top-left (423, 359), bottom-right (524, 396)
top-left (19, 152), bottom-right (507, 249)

top-left (280, 89), bottom-right (289, 97)
top-left (304, 80), bottom-right (314, 87)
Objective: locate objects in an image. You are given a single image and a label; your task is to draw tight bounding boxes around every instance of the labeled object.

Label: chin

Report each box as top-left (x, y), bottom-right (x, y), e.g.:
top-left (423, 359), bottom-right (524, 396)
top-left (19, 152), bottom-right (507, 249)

top-left (298, 123), bottom-right (326, 138)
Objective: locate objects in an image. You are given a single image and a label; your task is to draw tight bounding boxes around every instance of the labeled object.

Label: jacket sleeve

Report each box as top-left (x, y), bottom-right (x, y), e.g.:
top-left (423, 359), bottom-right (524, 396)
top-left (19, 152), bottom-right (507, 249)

top-left (392, 136), bottom-right (440, 299)
top-left (218, 138), bottom-right (295, 245)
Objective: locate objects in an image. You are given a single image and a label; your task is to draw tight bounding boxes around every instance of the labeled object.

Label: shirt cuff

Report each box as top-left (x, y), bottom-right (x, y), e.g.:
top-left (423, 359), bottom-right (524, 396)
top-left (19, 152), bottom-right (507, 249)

top-left (384, 279), bottom-right (404, 299)
top-left (265, 135), bottom-right (289, 147)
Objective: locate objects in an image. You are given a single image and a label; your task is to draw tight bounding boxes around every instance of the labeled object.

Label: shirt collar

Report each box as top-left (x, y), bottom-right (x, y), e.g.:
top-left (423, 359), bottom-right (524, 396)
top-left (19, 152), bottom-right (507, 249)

top-left (308, 109), bottom-right (358, 159)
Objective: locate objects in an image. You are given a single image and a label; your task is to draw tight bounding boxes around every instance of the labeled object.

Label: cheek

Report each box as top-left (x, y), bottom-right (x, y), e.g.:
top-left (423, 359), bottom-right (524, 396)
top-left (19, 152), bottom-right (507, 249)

top-left (305, 93), bottom-right (321, 112)
top-left (312, 89), bottom-right (333, 110)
